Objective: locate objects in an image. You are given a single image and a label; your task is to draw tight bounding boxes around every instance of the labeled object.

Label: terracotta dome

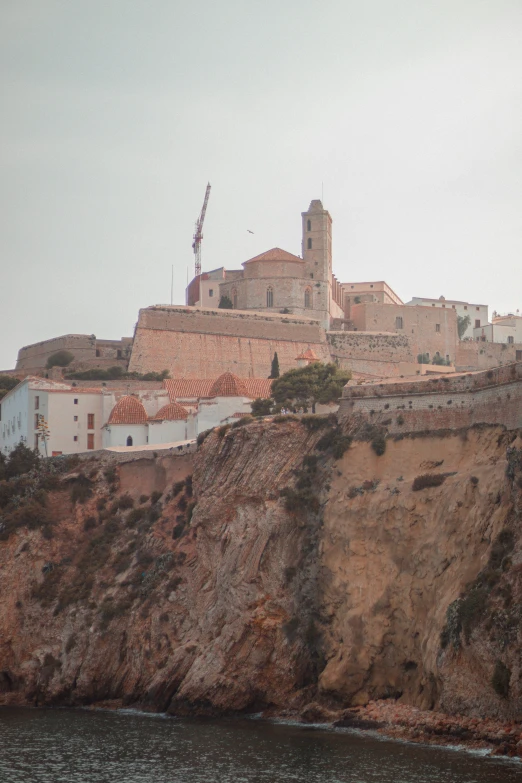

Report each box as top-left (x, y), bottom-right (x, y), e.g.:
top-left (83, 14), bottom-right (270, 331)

top-left (208, 372), bottom-right (249, 398)
top-left (107, 395), bottom-right (148, 425)
top-left (151, 402), bottom-right (189, 421)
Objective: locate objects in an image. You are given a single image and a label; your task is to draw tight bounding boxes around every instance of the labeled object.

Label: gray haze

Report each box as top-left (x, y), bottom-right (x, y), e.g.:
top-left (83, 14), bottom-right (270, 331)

top-left (1, 0), bottom-right (521, 369)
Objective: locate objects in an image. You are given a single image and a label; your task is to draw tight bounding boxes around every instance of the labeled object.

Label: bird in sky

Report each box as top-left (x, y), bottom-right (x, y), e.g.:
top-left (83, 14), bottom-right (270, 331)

top-left (247, 229), bottom-right (254, 234)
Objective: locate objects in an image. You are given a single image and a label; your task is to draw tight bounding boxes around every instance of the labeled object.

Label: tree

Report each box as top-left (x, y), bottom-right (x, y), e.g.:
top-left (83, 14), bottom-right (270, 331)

top-left (5, 442), bottom-right (40, 479)
top-left (0, 375), bottom-right (20, 400)
top-left (271, 363), bottom-right (351, 413)
top-left (218, 295), bottom-right (233, 309)
top-left (46, 350), bottom-right (74, 369)
top-left (457, 314), bottom-right (471, 340)
top-left (251, 398), bottom-right (273, 417)
top-left (269, 352), bottom-right (280, 379)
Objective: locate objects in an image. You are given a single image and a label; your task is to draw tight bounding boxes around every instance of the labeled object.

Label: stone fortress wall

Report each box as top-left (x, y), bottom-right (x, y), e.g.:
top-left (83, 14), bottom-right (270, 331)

top-left (339, 362), bottom-right (522, 433)
top-left (15, 334), bottom-right (132, 374)
top-left (128, 305), bottom-right (332, 378)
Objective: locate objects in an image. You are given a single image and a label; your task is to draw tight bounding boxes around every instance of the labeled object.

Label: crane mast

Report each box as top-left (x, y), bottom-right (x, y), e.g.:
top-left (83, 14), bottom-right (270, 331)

top-left (192, 182), bottom-right (211, 278)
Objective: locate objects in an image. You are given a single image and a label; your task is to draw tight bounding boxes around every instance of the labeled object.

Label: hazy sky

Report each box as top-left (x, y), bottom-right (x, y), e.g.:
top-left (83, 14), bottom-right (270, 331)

top-left (1, 0), bottom-right (521, 368)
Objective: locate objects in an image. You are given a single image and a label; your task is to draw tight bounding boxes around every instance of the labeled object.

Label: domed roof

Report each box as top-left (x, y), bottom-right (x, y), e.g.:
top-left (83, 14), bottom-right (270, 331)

top-left (208, 372), bottom-right (249, 398)
top-left (107, 395), bottom-right (148, 425)
top-left (243, 247), bottom-right (303, 265)
top-left (151, 402), bottom-right (189, 421)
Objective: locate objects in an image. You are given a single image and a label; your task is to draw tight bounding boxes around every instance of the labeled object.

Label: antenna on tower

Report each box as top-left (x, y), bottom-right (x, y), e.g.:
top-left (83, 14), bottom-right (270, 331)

top-left (192, 182), bottom-right (211, 278)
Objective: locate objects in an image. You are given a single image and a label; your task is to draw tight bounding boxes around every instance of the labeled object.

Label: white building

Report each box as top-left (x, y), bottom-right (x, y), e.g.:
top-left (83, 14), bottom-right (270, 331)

top-left (0, 377), bottom-right (104, 457)
top-left (473, 314), bottom-right (522, 345)
top-left (407, 296), bottom-right (488, 339)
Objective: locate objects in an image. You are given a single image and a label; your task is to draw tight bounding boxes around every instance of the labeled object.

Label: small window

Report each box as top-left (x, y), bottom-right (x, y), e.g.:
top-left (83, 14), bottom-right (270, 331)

top-left (209, 289), bottom-right (214, 297)
top-left (35, 396), bottom-right (39, 410)
top-left (74, 415), bottom-right (78, 422)
top-left (446, 355), bottom-right (450, 362)
top-left (87, 413), bottom-right (95, 430)
top-left (452, 305), bottom-right (456, 309)
top-left (307, 238), bottom-right (312, 250)
top-left (266, 287), bottom-right (274, 307)
top-left (74, 398), bottom-right (78, 405)
top-left (508, 336), bottom-right (514, 344)
top-left (464, 305), bottom-right (468, 310)
top-left (73, 435), bottom-right (78, 442)
top-left (87, 433), bottom-right (95, 450)
top-left (232, 288), bottom-right (237, 309)
top-left (476, 307), bottom-right (480, 311)
top-left (435, 324), bottom-right (440, 332)
top-left (307, 219), bottom-right (311, 231)
top-left (126, 436), bottom-right (133, 447)
top-left (395, 316), bottom-right (403, 329)
top-left (117, 350), bottom-right (122, 359)
top-left (304, 288), bottom-right (312, 309)
top-left (517, 350), bottom-right (522, 361)
top-left (34, 434), bottom-right (39, 450)
top-left (475, 319), bottom-right (480, 328)
top-left (370, 284), bottom-right (373, 288)
top-left (95, 349), bottom-right (100, 357)
top-left (351, 285), bottom-right (354, 289)
top-left (432, 303), bottom-right (435, 307)
top-left (442, 304), bottom-right (446, 308)
top-left (34, 413), bottom-right (39, 429)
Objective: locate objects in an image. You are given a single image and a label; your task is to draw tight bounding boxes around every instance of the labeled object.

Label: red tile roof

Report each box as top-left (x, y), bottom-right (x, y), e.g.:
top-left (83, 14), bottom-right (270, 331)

top-left (243, 247), bottom-right (304, 265)
top-left (208, 372), bottom-right (248, 398)
top-left (107, 395), bottom-right (148, 425)
top-left (150, 402), bottom-right (189, 421)
top-left (296, 348), bottom-right (319, 361)
top-left (164, 377), bottom-right (273, 401)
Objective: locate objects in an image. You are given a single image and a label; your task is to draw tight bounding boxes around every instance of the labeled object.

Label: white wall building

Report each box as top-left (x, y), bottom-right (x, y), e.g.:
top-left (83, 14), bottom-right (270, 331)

top-left (0, 377), bottom-right (104, 457)
top-left (407, 296), bottom-right (488, 339)
top-left (473, 314), bottom-right (522, 345)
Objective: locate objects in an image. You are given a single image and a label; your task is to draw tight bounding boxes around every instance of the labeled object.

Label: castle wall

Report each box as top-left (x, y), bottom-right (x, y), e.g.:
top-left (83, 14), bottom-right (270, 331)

top-left (128, 306), bottom-right (331, 378)
top-left (15, 334), bottom-right (131, 373)
top-left (456, 339), bottom-right (522, 370)
top-left (339, 362), bottom-right (522, 433)
top-left (327, 331), bottom-right (414, 376)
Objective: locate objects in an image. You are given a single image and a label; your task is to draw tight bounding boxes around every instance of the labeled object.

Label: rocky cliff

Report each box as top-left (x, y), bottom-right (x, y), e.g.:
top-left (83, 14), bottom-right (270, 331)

top-left (0, 418), bottom-right (521, 731)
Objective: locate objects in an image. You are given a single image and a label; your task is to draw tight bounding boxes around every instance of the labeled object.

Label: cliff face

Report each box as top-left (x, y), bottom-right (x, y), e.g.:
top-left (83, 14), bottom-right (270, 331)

top-left (0, 420), bottom-right (521, 723)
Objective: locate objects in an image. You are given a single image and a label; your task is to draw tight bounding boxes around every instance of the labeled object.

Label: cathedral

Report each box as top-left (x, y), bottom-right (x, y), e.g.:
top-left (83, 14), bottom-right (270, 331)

top-left (186, 200), bottom-right (345, 329)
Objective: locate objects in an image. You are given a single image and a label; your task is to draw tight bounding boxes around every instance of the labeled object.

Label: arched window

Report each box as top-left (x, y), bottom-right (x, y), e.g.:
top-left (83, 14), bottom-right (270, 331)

top-left (307, 219), bottom-right (311, 231)
top-left (232, 288), bottom-right (238, 309)
top-left (304, 287), bottom-right (312, 309)
top-left (307, 238), bottom-right (312, 250)
top-left (126, 435), bottom-right (133, 447)
top-left (266, 287), bottom-right (273, 308)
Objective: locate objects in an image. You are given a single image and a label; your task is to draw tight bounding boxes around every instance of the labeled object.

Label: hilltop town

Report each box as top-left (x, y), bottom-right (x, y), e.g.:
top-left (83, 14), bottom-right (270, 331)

top-left (1, 197), bottom-right (522, 457)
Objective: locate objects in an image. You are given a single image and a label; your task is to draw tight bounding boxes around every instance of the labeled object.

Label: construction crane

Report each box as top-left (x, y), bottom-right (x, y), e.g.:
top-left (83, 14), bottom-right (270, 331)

top-left (192, 182), bottom-right (211, 278)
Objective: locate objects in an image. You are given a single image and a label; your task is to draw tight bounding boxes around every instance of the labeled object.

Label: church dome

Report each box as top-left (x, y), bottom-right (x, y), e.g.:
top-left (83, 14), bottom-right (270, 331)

top-left (208, 372), bottom-right (249, 398)
top-left (151, 402), bottom-right (189, 421)
top-left (108, 395), bottom-right (148, 425)
top-left (243, 247), bottom-right (303, 265)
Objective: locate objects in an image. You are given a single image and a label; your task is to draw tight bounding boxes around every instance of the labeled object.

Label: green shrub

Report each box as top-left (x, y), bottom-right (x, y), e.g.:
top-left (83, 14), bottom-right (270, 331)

top-left (217, 424), bottom-right (231, 437)
top-left (71, 476), bottom-right (92, 504)
top-left (280, 487), bottom-right (319, 514)
top-left (412, 473), bottom-right (446, 491)
top-left (104, 466), bottom-right (118, 484)
top-left (46, 350), bottom-right (74, 369)
top-left (150, 490), bottom-right (162, 505)
top-left (371, 432), bottom-right (386, 456)
top-left (302, 455), bottom-right (318, 473)
top-left (232, 415), bottom-right (253, 428)
top-left (197, 429), bottom-right (212, 446)
top-left (172, 481), bottom-right (185, 497)
top-left (301, 415), bottom-right (333, 431)
top-left (251, 398), bottom-right (272, 417)
top-left (126, 507), bottom-right (146, 526)
top-left (139, 494), bottom-right (149, 504)
top-left (491, 660), bottom-right (510, 698)
top-left (83, 516), bottom-right (97, 531)
top-left (118, 493), bottom-right (134, 510)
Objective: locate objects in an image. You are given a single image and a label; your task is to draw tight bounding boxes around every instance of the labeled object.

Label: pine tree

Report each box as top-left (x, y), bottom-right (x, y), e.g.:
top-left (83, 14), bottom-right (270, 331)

top-left (269, 352), bottom-right (280, 379)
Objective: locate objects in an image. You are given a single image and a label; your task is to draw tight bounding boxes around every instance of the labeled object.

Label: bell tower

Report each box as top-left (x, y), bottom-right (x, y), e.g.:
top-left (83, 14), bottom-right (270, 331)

top-left (301, 199), bottom-right (332, 283)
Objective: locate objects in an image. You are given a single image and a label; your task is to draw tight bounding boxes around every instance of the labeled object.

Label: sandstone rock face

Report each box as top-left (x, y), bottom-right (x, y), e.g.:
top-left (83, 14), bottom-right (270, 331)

top-left (0, 420), bottom-right (521, 723)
